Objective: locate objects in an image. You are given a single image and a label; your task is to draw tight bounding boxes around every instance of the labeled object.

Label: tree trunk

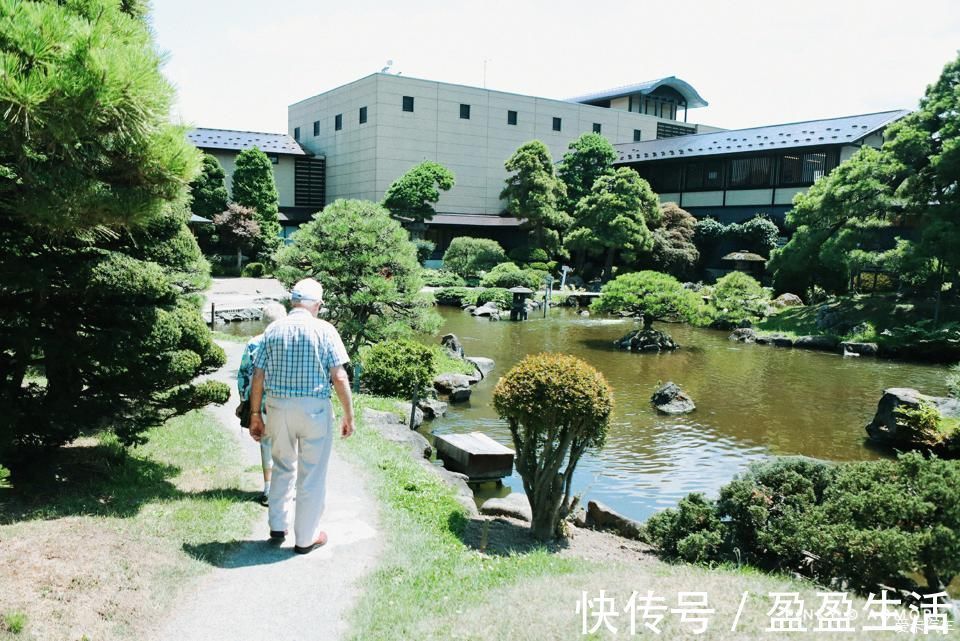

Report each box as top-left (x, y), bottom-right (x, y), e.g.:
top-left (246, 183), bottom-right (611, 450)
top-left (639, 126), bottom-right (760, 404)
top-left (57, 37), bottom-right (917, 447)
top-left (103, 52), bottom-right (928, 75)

top-left (934, 260), bottom-right (945, 326)
top-left (603, 246), bottom-right (616, 281)
top-left (642, 314), bottom-right (654, 331)
top-left (236, 246), bottom-right (242, 271)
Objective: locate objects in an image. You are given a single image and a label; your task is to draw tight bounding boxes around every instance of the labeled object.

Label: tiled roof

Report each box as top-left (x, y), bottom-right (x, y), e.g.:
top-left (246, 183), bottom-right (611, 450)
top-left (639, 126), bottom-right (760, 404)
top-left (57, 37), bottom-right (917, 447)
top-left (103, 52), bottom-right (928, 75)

top-left (614, 110), bottom-right (910, 164)
top-left (569, 76), bottom-right (708, 109)
top-left (188, 128), bottom-right (309, 156)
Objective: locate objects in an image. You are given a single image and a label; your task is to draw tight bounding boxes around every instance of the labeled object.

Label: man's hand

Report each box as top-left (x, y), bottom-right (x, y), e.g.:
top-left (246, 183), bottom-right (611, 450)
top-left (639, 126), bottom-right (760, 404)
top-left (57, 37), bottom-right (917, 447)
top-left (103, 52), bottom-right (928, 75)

top-left (340, 415), bottom-right (354, 439)
top-left (249, 414), bottom-right (265, 442)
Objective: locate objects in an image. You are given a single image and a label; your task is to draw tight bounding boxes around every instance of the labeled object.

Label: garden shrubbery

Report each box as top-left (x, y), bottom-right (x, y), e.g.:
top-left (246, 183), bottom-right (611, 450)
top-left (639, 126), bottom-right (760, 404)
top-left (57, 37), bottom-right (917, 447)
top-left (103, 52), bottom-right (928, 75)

top-left (434, 287), bottom-right (474, 306)
top-left (421, 269), bottom-right (465, 287)
top-left (442, 237), bottom-right (507, 278)
top-left (708, 271), bottom-right (770, 327)
top-left (360, 339), bottom-right (438, 398)
top-left (480, 263), bottom-right (541, 289)
top-left (644, 454), bottom-right (960, 593)
top-left (474, 288), bottom-right (512, 309)
top-left (241, 261), bottom-right (266, 277)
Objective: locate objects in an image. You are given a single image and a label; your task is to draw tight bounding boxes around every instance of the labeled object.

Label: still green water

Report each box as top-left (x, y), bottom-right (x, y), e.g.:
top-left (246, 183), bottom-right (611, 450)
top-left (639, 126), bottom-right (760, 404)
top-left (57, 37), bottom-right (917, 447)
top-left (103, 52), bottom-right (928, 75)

top-left (426, 307), bottom-right (947, 522)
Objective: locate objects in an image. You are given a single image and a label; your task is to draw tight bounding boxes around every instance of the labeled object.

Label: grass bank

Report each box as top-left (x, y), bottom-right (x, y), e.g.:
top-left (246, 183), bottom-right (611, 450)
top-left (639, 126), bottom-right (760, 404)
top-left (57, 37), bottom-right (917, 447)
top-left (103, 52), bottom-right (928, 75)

top-left (342, 396), bottom-right (932, 640)
top-left (0, 410), bottom-right (260, 641)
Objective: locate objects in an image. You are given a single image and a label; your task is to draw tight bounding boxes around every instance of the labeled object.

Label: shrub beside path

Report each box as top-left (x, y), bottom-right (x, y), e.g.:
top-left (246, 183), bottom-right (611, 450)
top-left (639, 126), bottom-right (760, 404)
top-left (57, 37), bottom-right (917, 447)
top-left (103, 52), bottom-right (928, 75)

top-left (155, 341), bottom-right (382, 641)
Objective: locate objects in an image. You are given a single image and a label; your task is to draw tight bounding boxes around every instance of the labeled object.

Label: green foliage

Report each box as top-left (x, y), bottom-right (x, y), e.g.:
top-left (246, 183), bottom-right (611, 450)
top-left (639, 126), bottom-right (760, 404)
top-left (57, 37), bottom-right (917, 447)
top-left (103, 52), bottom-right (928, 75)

top-left (493, 353), bottom-right (613, 540)
top-left (566, 168), bottom-right (658, 278)
top-left (2, 611), bottom-right (26, 634)
top-left (241, 262), bottom-right (266, 278)
top-left (360, 339), bottom-right (438, 398)
top-left (474, 288), bottom-right (512, 309)
top-left (591, 271), bottom-right (705, 329)
top-left (642, 203), bottom-right (700, 279)
top-left (710, 271), bottom-right (771, 325)
top-left (645, 493), bottom-right (724, 564)
top-left (694, 215), bottom-right (779, 270)
top-left (441, 237), bottom-right (507, 278)
top-left (501, 141), bottom-right (570, 254)
top-left (527, 261), bottom-right (550, 272)
top-left (189, 154), bottom-right (229, 218)
top-left (557, 132), bottom-right (617, 211)
top-left (421, 269), bottom-right (465, 287)
top-left (479, 263), bottom-right (541, 289)
top-left (275, 199), bottom-right (440, 356)
top-left (894, 401), bottom-right (957, 448)
top-left (0, 0), bottom-right (200, 231)
top-left (382, 161), bottom-right (455, 223)
top-left (508, 246), bottom-right (549, 264)
top-left (212, 202), bottom-right (261, 267)
top-left (413, 239), bottom-right (436, 265)
top-left (433, 287), bottom-right (474, 306)
top-left (231, 147), bottom-right (281, 258)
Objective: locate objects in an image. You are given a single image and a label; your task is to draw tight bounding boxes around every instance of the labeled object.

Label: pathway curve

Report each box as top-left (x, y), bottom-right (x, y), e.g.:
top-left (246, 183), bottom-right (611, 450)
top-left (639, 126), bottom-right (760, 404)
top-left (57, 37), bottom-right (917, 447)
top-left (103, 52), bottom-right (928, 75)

top-left (155, 340), bottom-right (381, 641)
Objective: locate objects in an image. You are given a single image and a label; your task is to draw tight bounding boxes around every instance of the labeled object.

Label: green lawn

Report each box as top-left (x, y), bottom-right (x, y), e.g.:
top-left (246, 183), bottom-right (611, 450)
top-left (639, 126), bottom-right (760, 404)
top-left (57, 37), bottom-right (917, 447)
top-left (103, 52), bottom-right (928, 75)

top-left (0, 410), bottom-right (260, 641)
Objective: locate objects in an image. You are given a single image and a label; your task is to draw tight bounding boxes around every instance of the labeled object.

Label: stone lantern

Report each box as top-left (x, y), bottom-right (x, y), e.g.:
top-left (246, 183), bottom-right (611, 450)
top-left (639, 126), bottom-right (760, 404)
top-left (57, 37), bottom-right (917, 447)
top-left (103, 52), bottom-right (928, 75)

top-left (507, 286), bottom-right (533, 321)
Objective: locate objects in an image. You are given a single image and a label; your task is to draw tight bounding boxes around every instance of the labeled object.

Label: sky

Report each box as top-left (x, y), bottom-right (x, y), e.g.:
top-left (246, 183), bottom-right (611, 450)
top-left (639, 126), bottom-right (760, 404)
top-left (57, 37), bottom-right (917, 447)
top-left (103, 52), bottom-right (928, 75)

top-left (151, 0), bottom-right (960, 133)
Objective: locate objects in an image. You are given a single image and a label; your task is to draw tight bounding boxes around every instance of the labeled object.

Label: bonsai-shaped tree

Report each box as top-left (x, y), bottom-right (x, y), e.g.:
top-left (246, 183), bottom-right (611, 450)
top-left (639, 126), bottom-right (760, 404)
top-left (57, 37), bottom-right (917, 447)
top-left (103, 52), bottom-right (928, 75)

top-left (493, 353), bottom-right (613, 540)
top-left (441, 237), bottom-right (507, 279)
top-left (189, 154), bottom-right (229, 219)
top-left (710, 271), bottom-right (770, 325)
top-left (501, 141), bottom-right (570, 255)
top-left (382, 161), bottom-right (455, 224)
top-left (212, 202), bottom-right (261, 270)
top-left (231, 147), bottom-right (281, 258)
top-left (592, 271), bottom-right (703, 330)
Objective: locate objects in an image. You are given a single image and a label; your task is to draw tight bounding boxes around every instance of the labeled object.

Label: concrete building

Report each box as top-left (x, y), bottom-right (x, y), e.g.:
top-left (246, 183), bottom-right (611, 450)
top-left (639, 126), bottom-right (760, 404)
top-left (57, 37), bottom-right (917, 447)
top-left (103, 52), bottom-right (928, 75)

top-left (614, 109), bottom-right (909, 226)
top-left (287, 73), bottom-right (713, 251)
top-left (187, 128), bottom-right (325, 238)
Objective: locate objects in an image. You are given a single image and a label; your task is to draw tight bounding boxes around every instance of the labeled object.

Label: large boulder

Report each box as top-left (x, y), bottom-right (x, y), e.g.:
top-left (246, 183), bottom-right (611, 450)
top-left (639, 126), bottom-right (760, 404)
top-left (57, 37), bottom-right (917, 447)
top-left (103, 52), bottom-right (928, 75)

top-left (465, 356), bottom-right (495, 379)
top-left (362, 408), bottom-right (432, 458)
top-left (586, 500), bottom-right (643, 540)
top-left (841, 341), bottom-right (879, 356)
top-left (615, 328), bottom-right (678, 352)
top-left (420, 460), bottom-right (479, 517)
top-left (394, 401), bottom-right (425, 429)
top-left (433, 373), bottom-right (475, 393)
top-left (794, 335), bottom-right (839, 351)
top-left (448, 387), bottom-right (472, 403)
top-left (480, 493), bottom-right (532, 522)
top-left (417, 397), bottom-right (448, 420)
top-left (772, 335), bottom-right (794, 348)
top-left (729, 328), bottom-right (757, 343)
top-left (773, 293), bottom-right (804, 308)
top-left (441, 333), bottom-right (464, 359)
top-left (865, 387), bottom-right (960, 452)
top-left (651, 382), bottom-right (696, 415)
top-left (472, 302), bottom-right (500, 317)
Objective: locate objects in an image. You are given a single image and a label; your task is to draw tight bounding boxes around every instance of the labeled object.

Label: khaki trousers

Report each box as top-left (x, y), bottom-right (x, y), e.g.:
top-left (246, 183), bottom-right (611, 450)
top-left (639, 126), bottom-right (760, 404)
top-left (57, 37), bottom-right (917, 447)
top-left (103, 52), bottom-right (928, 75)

top-left (264, 396), bottom-right (334, 547)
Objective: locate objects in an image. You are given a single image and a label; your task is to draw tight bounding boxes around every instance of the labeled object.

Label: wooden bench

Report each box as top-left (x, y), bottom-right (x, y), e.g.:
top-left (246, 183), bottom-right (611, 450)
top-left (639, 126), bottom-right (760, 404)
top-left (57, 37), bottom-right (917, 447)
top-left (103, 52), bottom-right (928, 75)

top-left (433, 432), bottom-right (515, 481)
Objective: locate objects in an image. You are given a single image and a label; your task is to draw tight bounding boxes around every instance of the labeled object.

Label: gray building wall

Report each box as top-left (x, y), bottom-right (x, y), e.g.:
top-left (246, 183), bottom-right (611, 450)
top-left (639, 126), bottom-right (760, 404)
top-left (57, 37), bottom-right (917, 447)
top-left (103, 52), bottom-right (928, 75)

top-left (204, 149), bottom-right (297, 209)
top-left (289, 73), bottom-right (702, 216)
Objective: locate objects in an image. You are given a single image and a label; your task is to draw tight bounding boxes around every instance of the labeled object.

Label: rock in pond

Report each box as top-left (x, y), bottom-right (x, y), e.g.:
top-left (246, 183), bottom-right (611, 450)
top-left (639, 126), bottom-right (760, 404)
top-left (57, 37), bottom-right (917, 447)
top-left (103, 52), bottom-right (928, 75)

top-left (480, 494), bottom-right (532, 522)
top-left (394, 401), bottom-right (424, 429)
top-left (651, 382), bottom-right (696, 415)
top-left (771, 335), bottom-right (794, 348)
top-left (586, 500), bottom-right (643, 540)
top-left (866, 387), bottom-right (960, 452)
top-left (463, 305), bottom-right (477, 314)
top-left (841, 341), bottom-right (879, 356)
top-left (448, 387), bottom-right (472, 403)
top-left (472, 302), bottom-right (499, 317)
top-left (729, 328), bottom-right (757, 343)
top-left (794, 335), bottom-right (839, 351)
top-left (441, 333), bottom-right (464, 359)
top-left (465, 356), bottom-right (495, 379)
top-left (433, 373), bottom-right (475, 393)
top-left (615, 328), bottom-right (677, 352)
top-left (417, 397), bottom-right (448, 420)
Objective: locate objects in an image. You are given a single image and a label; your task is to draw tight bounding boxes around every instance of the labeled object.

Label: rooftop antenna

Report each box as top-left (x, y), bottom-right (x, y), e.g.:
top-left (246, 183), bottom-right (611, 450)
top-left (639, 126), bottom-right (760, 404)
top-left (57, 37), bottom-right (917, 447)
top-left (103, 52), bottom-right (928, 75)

top-left (380, 59), bottom-right (394, 74)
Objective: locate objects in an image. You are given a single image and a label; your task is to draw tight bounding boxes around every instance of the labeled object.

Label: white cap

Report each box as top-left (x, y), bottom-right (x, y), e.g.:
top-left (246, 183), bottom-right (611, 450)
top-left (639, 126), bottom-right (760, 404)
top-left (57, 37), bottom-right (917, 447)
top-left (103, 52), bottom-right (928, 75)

top-left (291, 278), bottom-right (324, 302)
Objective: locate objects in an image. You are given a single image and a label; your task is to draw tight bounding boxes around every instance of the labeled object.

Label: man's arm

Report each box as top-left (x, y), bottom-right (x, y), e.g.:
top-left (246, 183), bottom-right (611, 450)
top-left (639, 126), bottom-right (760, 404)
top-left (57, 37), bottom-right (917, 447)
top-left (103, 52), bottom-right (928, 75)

top-left (248, 368), bottom-right (266, 441)
top-left (330, 365), bottom-right (354, 438)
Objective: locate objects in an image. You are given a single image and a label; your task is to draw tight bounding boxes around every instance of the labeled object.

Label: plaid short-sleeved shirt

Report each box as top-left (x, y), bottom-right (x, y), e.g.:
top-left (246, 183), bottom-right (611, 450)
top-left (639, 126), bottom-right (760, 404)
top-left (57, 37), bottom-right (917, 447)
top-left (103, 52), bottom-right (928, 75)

top-left (253, 308), bottom-right (350, 399)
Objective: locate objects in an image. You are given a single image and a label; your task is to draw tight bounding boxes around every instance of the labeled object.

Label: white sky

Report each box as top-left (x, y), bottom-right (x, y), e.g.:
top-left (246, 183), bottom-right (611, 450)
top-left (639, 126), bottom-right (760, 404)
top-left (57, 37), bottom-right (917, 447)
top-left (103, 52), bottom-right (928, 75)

top-left (151, 0), bottom-right (960, 133)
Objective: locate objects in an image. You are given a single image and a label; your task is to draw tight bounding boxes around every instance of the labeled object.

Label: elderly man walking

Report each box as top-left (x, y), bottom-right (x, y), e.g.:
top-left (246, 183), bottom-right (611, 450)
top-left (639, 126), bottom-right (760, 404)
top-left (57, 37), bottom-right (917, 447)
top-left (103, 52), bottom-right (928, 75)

top-left (248, 278), bottom-right (354, 554)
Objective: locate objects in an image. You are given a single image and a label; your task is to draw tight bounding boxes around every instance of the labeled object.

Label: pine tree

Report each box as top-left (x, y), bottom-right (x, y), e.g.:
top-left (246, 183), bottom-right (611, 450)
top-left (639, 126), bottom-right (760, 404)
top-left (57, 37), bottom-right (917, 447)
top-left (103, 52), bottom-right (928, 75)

top-left (501, 141), bottom-right (570, 255)
top-left (231, 147), bottom-right (282, 258)
top-left (189, 154), bottom-right (230, 219)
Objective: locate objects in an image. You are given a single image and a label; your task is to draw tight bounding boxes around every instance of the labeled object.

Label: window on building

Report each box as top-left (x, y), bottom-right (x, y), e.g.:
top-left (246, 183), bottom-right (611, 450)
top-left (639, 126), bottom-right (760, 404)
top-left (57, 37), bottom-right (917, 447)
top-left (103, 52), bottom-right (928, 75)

top-left (507, 110), bottom-right (518, 125)
top-left (313, 120), bottom-right (320, 136)
top-left (266, 154), bottom-right (279, 165)
top-left (402, 96), bottom-right (414, 112)
top-left (684, 162), bottom-right (704, 191)
top-left (460, 104), bottom-right (471, 119)
top-left (293, 126), bottom-right (300, 141)
top-left (647, 163), bottom-right (682, 193)
top-left (294, 157), bottom-right (326, 208)
top-left (728, 156), bottom-right (773, 188)
top-left (334, 114), bottom-right (342, 131)
top-left (592, 123), bottom-right (602, 134)
top-left (359, 106), bottom-right (367, 124)
top-left (633, 129), bottom-right (642, 142)
top-left (552, 117), bottom-right (562, 132)
top-left (801, 152), bottom-right (828, 183)
top-left (704, 160), bottom-right (723, 189)
top-left (780, 154), bottom-right (803, 185)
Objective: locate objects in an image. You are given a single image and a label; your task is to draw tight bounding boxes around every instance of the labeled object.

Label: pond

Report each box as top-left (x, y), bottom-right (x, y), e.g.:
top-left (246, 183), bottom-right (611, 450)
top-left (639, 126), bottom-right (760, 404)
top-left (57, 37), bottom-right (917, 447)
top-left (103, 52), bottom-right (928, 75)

top-left (426, 307), bottom-right (947, 523)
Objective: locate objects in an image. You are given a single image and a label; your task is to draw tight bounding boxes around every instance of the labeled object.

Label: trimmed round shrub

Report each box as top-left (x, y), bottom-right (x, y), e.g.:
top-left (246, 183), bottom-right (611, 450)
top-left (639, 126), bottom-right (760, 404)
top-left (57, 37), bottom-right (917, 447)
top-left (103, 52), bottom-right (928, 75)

top-left (241, 262), bottom-right (265, 277)
top-left (442, 237), bottom-right (507, 277)
top-left (591, 270), bottom-right (706, 329)
top-left (493, 353), bottom-right (613, 540)
top-left (360, 338), bottom-right (437, 398)
top-left (709, 271), bottom-right (770, 325)
top-left (434, 287), bottom-right (474, 306)
top-left (527, 261), bottom-right (550, 272)
top-left (421, 269), bottom-right (465, 287)
top-left (414, 239), bottom-right (436, 264)
top-left (480, 262), bottom-right (540, 289)
top-left (474, 288), bottom-right (511, 309)
top-left (645, 493), bottom-right (724, 563)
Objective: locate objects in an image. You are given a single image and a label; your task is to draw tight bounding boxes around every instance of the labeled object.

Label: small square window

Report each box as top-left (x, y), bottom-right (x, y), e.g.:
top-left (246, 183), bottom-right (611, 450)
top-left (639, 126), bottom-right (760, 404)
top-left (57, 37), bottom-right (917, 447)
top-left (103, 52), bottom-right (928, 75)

top-left (267, 154), bottom-right (279, 165)
top-left (402, 96), bottom-right (414, 112)
top-left (507, 110), bottom-right (518, 125)
top-left (460, 104), bottom-right (470, 119)
top-left (552, 117), bottom-right (562, 132)
top-left (633, 129), bottom-right (642, 142)
top-left (313, 120), bottom-right (319, 136)
top-left (293, 126), bottom-right (300, 141)
top-left (593, 123), bottom-right (602, 134)
top-left (359, 106), bottom-right (367, 124)
top-left (334, 114), bottom-right (342, 131)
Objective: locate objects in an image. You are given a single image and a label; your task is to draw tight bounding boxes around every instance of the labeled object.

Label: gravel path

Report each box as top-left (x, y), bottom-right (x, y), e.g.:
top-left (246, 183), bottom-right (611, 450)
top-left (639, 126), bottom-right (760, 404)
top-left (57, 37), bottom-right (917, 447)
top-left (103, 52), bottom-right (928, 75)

top-left (155, 340), bottom-right (381, 641)
top-left (202, 277), bottom-right (289, 310)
